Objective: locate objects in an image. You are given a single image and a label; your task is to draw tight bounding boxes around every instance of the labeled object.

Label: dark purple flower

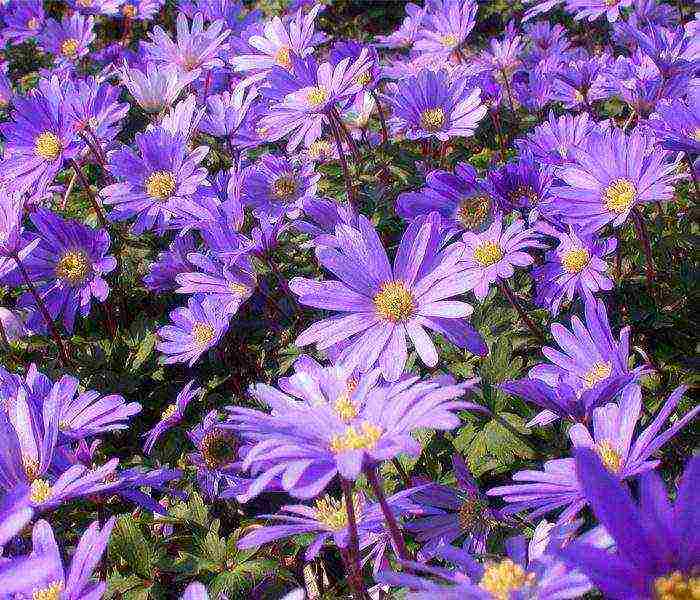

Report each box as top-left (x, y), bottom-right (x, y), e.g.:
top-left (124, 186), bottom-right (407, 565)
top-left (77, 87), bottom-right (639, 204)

top-left (648, 89), bottom-right (700, 155)
top-left (1, 0), bottom-right (44, 45)
top-left (39, 13), bottom-right (95, 69)
top-left (144, 233), bottom-right (197, 293)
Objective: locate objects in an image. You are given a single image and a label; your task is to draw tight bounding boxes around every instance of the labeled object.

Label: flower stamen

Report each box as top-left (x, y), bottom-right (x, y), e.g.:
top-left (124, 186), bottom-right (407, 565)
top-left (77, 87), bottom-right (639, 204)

top-left (420, 107), bottom-right (446, 132)
top-left (603, 178), bottom-right (636, 214)
top-left (562, 247), bottom-right (591, 273)
top-left (479, 559), bottom-right (535, 600)
top-left (145, 171), bottom-right (177, 200)
top-left (330, 421), bottom-right (382, 453)
top-left (35, 132), bottom-right (62, 161)
top-left (373, 281), bottom-right (415, 322)
top-left (473, 240), bottom-right (503, 266)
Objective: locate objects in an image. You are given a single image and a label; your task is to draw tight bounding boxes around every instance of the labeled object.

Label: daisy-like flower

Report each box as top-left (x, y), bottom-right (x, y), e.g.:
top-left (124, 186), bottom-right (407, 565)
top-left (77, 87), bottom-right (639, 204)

top-left (555, 128), bottom-right (678, 233)
top-left (407, 454), bottom-right (502, 560)
top-left (533, 228), bottom-right (616, 315)
top-left (396, 163), bottom-right (500, 238)
top-left (120, 62), bottom-right (198, 114)
top-left (330, 41), bottom-right (381, 104)
top-left (119, 0), bottom-right (165, 21)
top-left (199, 85), bottom-right (260, 145)
top-left (12, 209), bottom-right (116, 334)
top-left (230, 5), bottom-right (321, 76)
top-left (0, 518), bottom-right (115, 599)
top-left (560, 449), bottom-right (700, 600)
top-left (144, 233), bottom-right (196, 292)
top-left (1, 0), bottom-right (45, 45)
top-left (414, 0), bottom-right (478, 57)
top-left (551, 54), bottom-right (610, 111)
top-left (0, 193), bottom-right (39, 278)
top-left (565, 0), bottom-right (633, 22)
top-left (457, 217), bottom-right (544, 302)
top-left (65, 0), bottom-right (124, 15)
top-left (103, 126), bottom-right (209, 234)
top-left (39, 13), bottom-right (95, 69)
top-left (144, 12), bottom-right (230, 75)
top-left (293, 195), bottom-right (357, 247)
top-left (259, 51), bottom-right (372, 151)
top-left (488, 385), bottom-right (698, 523)
top-left (380, 521), bottom-right (592, 599)
top-left (515, 111), bottom-right (596, 166)
top-left (649, 90), bottom-right (700, 155)
top-left (143, 380), bottom-right (200, 454)
top-left (290, 213), bottom-right (486, 381)
top-left (0, 77), bottom-right (82, 197)
top-left (386, 70), bottom-right (486, 141)
top-left (241, 154), bottom-right (319, 221)
top-left (376, 2), bottom-right (426, 48)
top-left (228, 359), bottom-right (481, 498)
top-left (238, 488), bottom-right (417, 560)
top-left (156, 295), bottom-right (229, 366)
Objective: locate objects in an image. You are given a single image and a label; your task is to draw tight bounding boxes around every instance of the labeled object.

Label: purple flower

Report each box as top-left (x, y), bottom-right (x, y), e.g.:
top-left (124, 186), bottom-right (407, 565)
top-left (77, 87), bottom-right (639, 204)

top-left (515, 111), bottom-right (596, 166)
top-left (228, 359), bottom-right (480, 497)
top-left (103, 126), bottom-right (209, 234)
top-left (144, 233), bottom-right (197, 292)
top-left (199, 86), bottom-right (260, 145)
top-left (488, 385), bottom-right (698, 522)
top-left (386, 70), bottom-right (486, 141)
top-left (414, 0), bottom-right (478, 57)
top-left (1, 0), bottom-right (45, 45)
top-left (290, 213), bottom-right (486, 381)
top-left (551, 54), bottom-right (610, 110)
top-left (12, 209), bottom-right (116, 334)
top-left (406, 454), bottom-right (502, 560)
top-left (145, 12), bottom-right (230, 75)
top-left (156, 295), bottom-right (229, 366)
top-left (0, 518), bottom-right (114, 598)
top-left (376, 3), bottom-right (426, 48)
top-left (181, 582), bottom-right (209, 600)
top-left (0, 195), bottom-right (39, 277)
top-left (119, 0), bottom-right (165, 21)
top-left (560, 449), bottom-right (700, 600)
top-left (396, 163), bottom-right (500, 237)
top-left (649, 89), bottom-right (700, 155)
top-left (0, 77), bottom-right (82, 197)
top-left (457, 217), bottom-right (544, 302)
top-left (293, 195), bottom-right (357, 248)
top-left (554, 128), bottom-right (679, 232)
top-left (66, 0), bottom-right (124, 15)
top-left (39, 13), bottom-right (95, 69)
top-left (96, 465), bottom-right (183, 514)
top-left (143, 380), bottom-right (200, 455)
top-left (120, 62), bottom-right (198, 114)
top-left (242, 153), bottom-right (319, 221)
top-left (533, 228), bottom-right (616, 315)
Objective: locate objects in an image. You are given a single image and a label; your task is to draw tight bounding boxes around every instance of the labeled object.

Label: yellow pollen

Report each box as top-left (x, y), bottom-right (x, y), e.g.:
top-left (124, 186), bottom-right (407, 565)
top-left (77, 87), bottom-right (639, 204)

top-left (654, 571), bottom-right (700, 600)
top-left (603, 178), bottom-right (636, 214)
top-left (307, 86), bottom-right (329, 106)
top-left (479, 559), bottom-right (536, 600)
top-left (373, 281), bottom-right (415, 322)
top-left (330, 421), bottom-right (382, 453)
top-left (271, 175), bottom-right (298, 199)
top-left (55, 250), bottom-right (91, 285)
top-left (32, 581), bottom-right (63, 600)
top-left (228, 282), bottom-right (249, 295)
top-left (604, 0), bottom-right (619, 6)
top-left (458, 495), bottom-right (489, 532)
top-left (145, 170), bottom-right (177, 200)
top-left (562, 247), bottom-right (591, 273)
top-left (421, 107), bottom-right (446, 132)
top-left (596, 440), bottom-right (623, 473)
top-left (275, 46), bottom-right (292, 69)
top-left (441, 34), bottom-right (458, 48)
top-left (27, 17), bottom-right (40, 29)
top-left (473, 240), bottom-right (503, 266)
top-left (121, 3), bottom-right (137, 18)
top-left (60, 38), bottom-right (80, 58)
top-left (314, 493), bottom-right (364, 531)
top-left (23, 456), bottom-right (40, 481)
top-left (191, 322), bottom-right (216, 347)
top-left (356, 71), bottom-right (372, 87)
top-left (582, 360), bottom-right (612, 389)
top-left (334, 390), bottom-right (358, 422)
top-left (29, 478), bottom-right (53, 504)
top-left (34, 131), bottom-right (62, 160)
top-left (200, 430), bottom-right (237, 469)
top-left (457, 195), bottom-right (491, 230)
top-left (161, 404), bottom-right (178, 420)
top-left (308, 139), bottom-right (334, 160)
top-left (77, 0), bottom-right (94, 6)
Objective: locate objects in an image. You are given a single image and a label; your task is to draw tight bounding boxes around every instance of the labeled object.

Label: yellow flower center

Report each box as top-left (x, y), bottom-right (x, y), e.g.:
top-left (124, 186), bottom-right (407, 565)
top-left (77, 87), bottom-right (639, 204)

top-left (161, 404), bottom-right (178, 420)
top-left (200, 430), bottom-right (237, 469)
top-left (272, 175), bottom-right (298, 199)
top-left (30, 478), bottom-right (53, 504)
top-left (275, 46), bottom-right (292, 69)
top-left (77, 0), bottom-right (94, 6)
top-left (191, 322), bottom-right (216, 347)
top-left (27, 17), bottom-right (40, 29)
top-left (145, 170), bottom-right (177, 200)
top-left (458, 494), bottom-right (490, 532)
top-left (457, 195), bottom-right (491, 230)
top-left (307, 86), bottom-right (329, 106)
top-left (55, 250), bottom-right (91, 285)
top-left (334, 390), bottom-right (358, 422)
top-left (603, 178), bottom-right (636, 214)
top-left (582, 360), bottom-right (612, 389)
top-left (122, 3), bottom-right (137, 18)
top-left (562, 247), bottom-right (591, 273)
top-left (479, 559), bottom-right (536, 600)
top-left (314, 493), bottom-right (364, 531)
top-left (60, 38), bottom-right (80, 58)
top-left (356, 71), bottom-right (372, 87)
top-left (308, 139), bottom-right (334, 160)
top-left (596, 439), bottom-right (623, 473)
top-left (23, 456), bottom-right (40, 480)
top-left (35, 131), bottom-right (62, 160)
top-left (228, 282), bottom-right (249, 295)
top-left (32, 581), bottom-right (63, 600)
top-left (473, 240), bottom-right (503, 266)
top-left (654, 571), bottom-right (700, 600)
top-left (330, 421), bottom-right (382, 453)
top-left (373, 281), bottom-right (415, 322)
top-left (441, 34), bottom-right (458, 48)
top-left (604, 0), bottom-right (619, 6)
top-left (420, 107), bottom-right (446, 132)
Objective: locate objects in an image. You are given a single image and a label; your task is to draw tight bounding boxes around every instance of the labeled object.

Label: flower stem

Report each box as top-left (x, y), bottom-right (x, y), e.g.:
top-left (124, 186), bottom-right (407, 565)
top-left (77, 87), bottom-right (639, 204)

top-left (391, 457), bottom-right (411, 488)
top-left (332, 107), bottom-right (361, 166)
top-left (70, 159), bottom-right (109, 230)
top-left (632, 209), bottom-right (655, 295)
top-left (685, 153), bottom-right (700, 205)
top-left (500, 68), bottom-right (516, 113)
top-left (340, 479), bottom-right (367, 600)
top-left (490, 110), bottom-right (507, 163)
top-left (328, 112), bottom-right (357, 207)
top-left (370, 89), bottom-right (389, 146)
top-left (364, 465), bottom-right (411, 562)
top-left (13, 256), bottom-right (71, 367)
top-left (499, 280), bottom-right (545, 343)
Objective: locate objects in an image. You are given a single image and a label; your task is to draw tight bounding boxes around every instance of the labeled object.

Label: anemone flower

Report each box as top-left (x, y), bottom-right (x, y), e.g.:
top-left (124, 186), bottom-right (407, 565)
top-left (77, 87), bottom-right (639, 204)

top-left (144, 380), bottom-right (201, 454)
top-left (120, 62), bottom-right (198, 114)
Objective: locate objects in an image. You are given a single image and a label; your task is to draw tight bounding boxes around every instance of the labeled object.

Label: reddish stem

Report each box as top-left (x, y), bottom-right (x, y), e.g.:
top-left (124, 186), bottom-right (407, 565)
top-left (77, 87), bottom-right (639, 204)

top-left (499, 280), bottom-right (545, 343)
